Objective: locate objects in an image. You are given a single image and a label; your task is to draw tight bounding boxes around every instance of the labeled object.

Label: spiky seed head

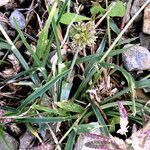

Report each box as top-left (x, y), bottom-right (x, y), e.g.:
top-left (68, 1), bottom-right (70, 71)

top-left (70, 21), bottom-right (97, 49)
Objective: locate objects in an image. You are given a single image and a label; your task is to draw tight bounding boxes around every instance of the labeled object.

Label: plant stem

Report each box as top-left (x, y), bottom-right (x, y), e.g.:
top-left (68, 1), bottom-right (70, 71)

top-left (67, 47), bottom-right (81, 82)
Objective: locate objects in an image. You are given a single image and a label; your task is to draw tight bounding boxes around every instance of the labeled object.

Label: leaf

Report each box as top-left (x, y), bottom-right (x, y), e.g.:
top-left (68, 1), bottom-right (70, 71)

top-left (76, 123), bottom-right (99, 133)
top-left (88, 98), bottom-right (109, 135)
top-left (90, 3), bottom-right (105, 15)
top-left (0, 126), bottom-right (12, 150)
top-left (60, 13), bottom-right (90, 25)
top-left (109, 117), bottom-right (120, 132)
top-left (16, 115), bottom-right (79, 123)
top-left (65, 131), bottom-right (76, 150)
top-left (32, 105), bottom-right (67, 116)
top-left (60, 81), bottom-right (73, 101)
top-left (0, 42), bottom-right (11, 49)
top-left (36, 2), bottom-right (57, 59)
top-left (109, 1), bottom-right (126, 17)
top-left (17, 69), bottom-right (69, 111)
top-left (109, 19), bottom-right (120, 34)
top-left (56, 100), bottom-right (84, 113)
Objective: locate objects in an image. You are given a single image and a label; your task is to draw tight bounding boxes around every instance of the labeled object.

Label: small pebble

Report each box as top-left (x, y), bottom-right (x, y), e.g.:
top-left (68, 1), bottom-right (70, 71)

top-left (139, 32), bottom-right (150, 50)
top-left (9, 10), bottom-right (26, 30)
top-left (0, 21), bottom-right (8, 31)
top-left (143, 4), bottom-right (150, 35)
top-left (122, 44), bottom-right (150, 71)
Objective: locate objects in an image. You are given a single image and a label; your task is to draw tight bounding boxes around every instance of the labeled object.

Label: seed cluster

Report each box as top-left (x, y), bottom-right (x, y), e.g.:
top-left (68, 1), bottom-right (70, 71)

top-left (70, 21), bottom-right (97, 49)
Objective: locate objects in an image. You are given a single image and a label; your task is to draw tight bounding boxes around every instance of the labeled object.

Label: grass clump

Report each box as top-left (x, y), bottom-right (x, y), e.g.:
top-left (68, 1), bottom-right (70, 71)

top-left (0, 0), bottom-right (150, 149)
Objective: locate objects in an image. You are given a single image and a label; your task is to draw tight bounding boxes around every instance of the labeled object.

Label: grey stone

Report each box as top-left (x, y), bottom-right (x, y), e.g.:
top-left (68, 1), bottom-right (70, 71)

top-left (139, 32), bottom-right (150, 50)
top-left (0, 132), bottom-right (19, 150)
top-left (75, 122), bottom-right (127, 150)
top-left (9, 10), bottom-right (26, 30)
top-left (74, 122), bottom-right (101, 150)
top-left (122, 44), bottom-right (150, 71)
top-left (0, 21), bottom-right (8, 31)
top-left (19, 131), bottom-right (34, 150)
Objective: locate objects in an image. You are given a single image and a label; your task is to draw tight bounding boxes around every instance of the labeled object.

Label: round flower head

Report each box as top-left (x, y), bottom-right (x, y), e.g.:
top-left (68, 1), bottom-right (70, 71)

top-left (70, 21), bottom-right (97, 49)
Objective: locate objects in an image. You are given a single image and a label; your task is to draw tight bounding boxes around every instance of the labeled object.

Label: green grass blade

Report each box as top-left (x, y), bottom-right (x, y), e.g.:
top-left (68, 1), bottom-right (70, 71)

top-left (36, 2), bottom-right (57, 59)
top-left (0, 42), bottom-right (11, 49)
top-left (65, 131), bottom-right (76, 150)
top-left (100, 63), bottom-right (136, 115)
top-left (88, 98), bottom-right (109, 135)
top-left (0, 68), bottom-right (36, 86)
top-left (0, 24), bottom-right (29, 70)
top-left (16, 115), bottom-right (78, 123)
top-left (17, 69), bottom-right (70, 111)
top-left (42, 0), bottom-right (68, 66)
top-left (52, 18), bottom-right (62, 65)
top-left (0, 126), bottom-right (12, 150)
top-left (73, 66), bottom-right (97, 98)
top-left (14, 19), bottom-right (41, 66)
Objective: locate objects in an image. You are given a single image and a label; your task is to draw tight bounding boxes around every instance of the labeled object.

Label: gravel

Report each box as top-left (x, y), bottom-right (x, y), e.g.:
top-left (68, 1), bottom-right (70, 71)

top-left (9, 10), bottom-right (26, 30)
top-left (122, 44), bottom-right (150, 71)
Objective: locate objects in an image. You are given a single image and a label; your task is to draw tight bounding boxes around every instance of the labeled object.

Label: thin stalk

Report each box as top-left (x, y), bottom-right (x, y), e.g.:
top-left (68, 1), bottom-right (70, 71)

top-left (95, 2), bottom-right (116, 28)
top-left (105, 0), bottom-right (111, 46)
top-left (67, 47), bottom-right (80, 82)
top-left (55, 105), bottom-right (89, 150)
top-left (61, 5), bottom-right (81, 48)
top-left (52, 18), bottom-right (62, 72)
top-left (0, 24), bottom-right (39, 85)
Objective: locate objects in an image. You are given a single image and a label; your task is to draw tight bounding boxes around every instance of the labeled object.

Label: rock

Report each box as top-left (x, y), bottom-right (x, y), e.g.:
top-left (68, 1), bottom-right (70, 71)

top-left (0, 21), bottom-right (8, 31)
top-left (75, 122), bottom-right (101, 150)
top-left (75, 122), bottom-right (127, 150)
top-left (19, 131), bottom-right (34, 150)
top-left (0, 0), bottom-right (9, 7)
top-left (143, 4), bottom-right (150, 35)
top-left (9, 10), bottom-right (26, 30)
top-left (0, 132), bottom-right (19, 150)
top-left (122, 44), bottom-right (150, 71)
top-left (139, 32), bottom-right (150, 50)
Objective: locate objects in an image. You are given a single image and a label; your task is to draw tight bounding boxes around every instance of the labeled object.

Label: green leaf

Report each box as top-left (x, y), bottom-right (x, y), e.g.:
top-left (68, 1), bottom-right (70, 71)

top-left (16, 115), bottom-right (79, 123)
top-left (76, 123), bottom-right (99, 133)
top-left (36, 2), bottom-right (57, 59)
top-left (14, 18), bottom-right (41, 67)
top-left (0, 126), bottom-right (12, 150)
top-left (109, 19), bottom-right (120, 34)
top-left (60, 81), bottom-right (73, 101)
top-left (88, 98), bottom-right (109, 135)
top-left (56, 100), bottom-right (84, 113)
top-left (90, 3), bottom-right (105, 15)
top-left (17, 69), bottom-right (69, 111)
top-left (65, 131), bottom-right (76, 150)
top-left (109, 117), bottom-right (120, 132)
top-left (32, 105), bottom-right (67, 116)
top-left (60, 13), bottom-right (90, 25)
top-left (109, 1), bottom-right (126, 17)
top-left (0, 42), bottom-right (11, 49)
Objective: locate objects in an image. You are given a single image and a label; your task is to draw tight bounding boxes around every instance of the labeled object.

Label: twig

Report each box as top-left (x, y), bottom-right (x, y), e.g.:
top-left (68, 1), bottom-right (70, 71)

top-left (95, 2), bottom-right (116, 28)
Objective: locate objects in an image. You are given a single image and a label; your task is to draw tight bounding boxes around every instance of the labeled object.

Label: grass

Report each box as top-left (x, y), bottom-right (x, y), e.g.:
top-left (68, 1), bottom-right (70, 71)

top-left (0, 0), bottom-right (150, 149)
